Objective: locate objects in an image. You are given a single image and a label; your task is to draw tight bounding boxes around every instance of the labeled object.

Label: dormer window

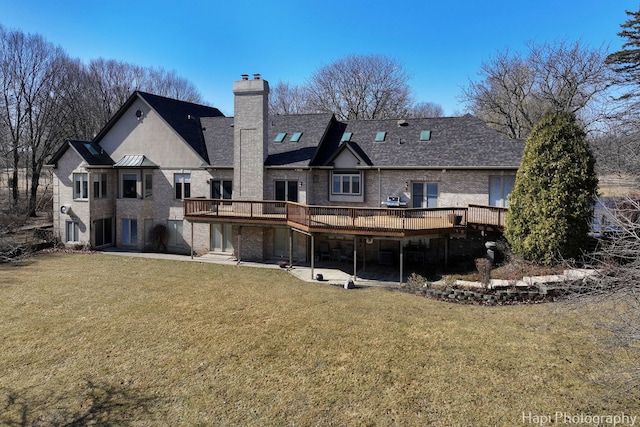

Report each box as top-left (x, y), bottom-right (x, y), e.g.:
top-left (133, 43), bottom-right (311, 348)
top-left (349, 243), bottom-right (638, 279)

top-left (375, 131), bottom-right (386, 142)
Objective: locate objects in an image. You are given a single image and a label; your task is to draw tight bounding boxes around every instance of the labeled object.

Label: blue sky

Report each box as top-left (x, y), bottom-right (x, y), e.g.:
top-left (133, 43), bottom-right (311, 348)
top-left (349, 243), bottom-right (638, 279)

top-left (1, 1), bottom-right (637, 116)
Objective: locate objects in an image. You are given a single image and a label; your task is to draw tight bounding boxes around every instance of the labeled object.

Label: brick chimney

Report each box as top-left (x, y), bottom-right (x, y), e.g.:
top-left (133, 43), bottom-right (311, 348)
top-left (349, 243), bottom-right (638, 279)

top-left (232, 74), bottom-right (269, 201)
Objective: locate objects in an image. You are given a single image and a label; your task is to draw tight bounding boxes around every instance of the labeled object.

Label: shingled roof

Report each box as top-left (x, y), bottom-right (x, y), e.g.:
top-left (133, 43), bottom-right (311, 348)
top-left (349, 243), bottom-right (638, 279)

top-left (62, 89), bottom-right (522, 171)
top-left (315, 115), bottom-right (524, 168)
top-left (48, 140), bottom-right (114, 167)
top-left (93, 91), bottom-right (225, 164)
top-left (201, 116), bottom-right (235, 167)
top-left (265, 113), bottom-right (334, 167)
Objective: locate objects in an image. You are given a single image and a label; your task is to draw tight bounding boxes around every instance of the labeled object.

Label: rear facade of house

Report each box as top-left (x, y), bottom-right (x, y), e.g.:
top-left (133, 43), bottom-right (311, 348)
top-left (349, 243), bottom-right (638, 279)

top-left (47, 75), bottom-right (523, 271)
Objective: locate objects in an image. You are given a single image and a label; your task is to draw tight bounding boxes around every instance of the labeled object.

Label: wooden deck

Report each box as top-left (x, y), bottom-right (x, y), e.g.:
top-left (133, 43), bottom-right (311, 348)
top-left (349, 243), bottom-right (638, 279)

top-left (184, 199), bottom-right (506, 237)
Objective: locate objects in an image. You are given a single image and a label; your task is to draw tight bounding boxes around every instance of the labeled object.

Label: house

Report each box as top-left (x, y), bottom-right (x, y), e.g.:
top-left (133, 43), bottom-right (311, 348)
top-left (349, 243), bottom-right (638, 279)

top-left (47, 75), bottom-right (524, 280)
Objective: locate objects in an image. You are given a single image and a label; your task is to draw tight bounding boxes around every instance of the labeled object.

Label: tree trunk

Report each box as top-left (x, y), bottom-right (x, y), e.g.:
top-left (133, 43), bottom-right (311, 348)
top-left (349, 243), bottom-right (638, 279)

top-left (28, 171), bottom-right (39, 217)
top-left (11, 148), bottom-right (19, 208)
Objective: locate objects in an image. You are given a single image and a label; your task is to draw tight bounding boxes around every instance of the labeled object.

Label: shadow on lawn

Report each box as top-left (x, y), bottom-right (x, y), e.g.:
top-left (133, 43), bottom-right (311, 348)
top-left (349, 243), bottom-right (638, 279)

top-left (0, 379), bottom-right (159, 426)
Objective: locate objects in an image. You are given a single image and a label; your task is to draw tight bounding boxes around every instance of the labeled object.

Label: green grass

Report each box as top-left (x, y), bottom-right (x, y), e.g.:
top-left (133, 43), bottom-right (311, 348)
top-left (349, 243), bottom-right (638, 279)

top-left (0, 253), bottom-right (637, 426)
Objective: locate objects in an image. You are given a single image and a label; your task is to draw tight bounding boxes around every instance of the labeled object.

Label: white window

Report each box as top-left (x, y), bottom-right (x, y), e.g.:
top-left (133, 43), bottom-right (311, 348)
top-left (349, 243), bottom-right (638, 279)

top-left (73, 173), bottom-right (88, 199)
top-left (489, 176), bottom-right (515, 207)
top-left (93, 173), bottom-right (108, 199)
top-left (65, 221), bottom-right (80, 242)
top-left (121, 172), bottom-right (138, 199)
top-left (331, 172), bottom-right (361, 195)
top-left (412, 182), bottom-right (438, 208)
top-left (168, 220), bottom-right (184, 247)
top-left (144, 172), bottom-right (153, 199)
top-left (122, 219), bottom-right (138, 245)
top-left (175, 173), bottom-right (191, 200)
top-left (275, 180), bottom-right (298, 202)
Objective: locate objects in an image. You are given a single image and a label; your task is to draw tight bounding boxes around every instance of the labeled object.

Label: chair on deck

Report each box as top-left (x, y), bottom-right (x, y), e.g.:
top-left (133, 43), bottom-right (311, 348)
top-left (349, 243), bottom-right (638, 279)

top-left (319, 242), bottom-right (331, 261)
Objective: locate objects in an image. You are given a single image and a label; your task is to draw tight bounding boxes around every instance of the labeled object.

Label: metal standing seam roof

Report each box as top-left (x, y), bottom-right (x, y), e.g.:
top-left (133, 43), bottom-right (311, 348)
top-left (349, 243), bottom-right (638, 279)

top-left (113, 155), bottom-right (158, 168)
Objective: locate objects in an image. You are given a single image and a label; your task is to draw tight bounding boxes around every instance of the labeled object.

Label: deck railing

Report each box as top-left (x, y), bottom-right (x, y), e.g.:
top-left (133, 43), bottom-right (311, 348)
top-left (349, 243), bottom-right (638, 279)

top-left (184, 198), bottom-right (505, 234)
top-left (467, 204), bottom-right (507, 227)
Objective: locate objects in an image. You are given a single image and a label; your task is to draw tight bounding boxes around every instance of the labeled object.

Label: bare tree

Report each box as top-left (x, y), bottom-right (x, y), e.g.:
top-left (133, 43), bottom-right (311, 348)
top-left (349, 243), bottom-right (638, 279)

top-left (461, 40), bottom-right (613, 139)
top-left (85, 58), bottom-right (146, 131)
top-left (143, 67), bottom-right (202, 103)
top-left (268, 80), bottom-right (308, 116)
top-left (0, 27), bottom-right (73, 214)
top-left (406, 101), bottom-right (444, 118)
top-left (79, 59), bottom-right (203, 138)
top-left (565, 196), bottom-right (640, 393)
top-left (305, 54), bottom-right (413, 120)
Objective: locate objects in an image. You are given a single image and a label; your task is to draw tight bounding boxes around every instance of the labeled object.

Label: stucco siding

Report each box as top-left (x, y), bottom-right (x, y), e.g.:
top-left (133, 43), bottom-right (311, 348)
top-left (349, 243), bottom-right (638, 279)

top-left (99, 99), bottom-right (205, 169)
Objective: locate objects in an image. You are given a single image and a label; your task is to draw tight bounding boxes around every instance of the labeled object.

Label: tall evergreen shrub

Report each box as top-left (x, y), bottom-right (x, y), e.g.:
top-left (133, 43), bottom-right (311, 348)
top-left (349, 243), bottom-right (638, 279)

top-left (505, 111), bottom-right (598, 265)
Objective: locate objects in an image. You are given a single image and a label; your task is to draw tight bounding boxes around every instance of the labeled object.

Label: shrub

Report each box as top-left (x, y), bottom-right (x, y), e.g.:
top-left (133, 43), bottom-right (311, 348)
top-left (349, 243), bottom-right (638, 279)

top-left (401, 272), bottom-right (427, 294)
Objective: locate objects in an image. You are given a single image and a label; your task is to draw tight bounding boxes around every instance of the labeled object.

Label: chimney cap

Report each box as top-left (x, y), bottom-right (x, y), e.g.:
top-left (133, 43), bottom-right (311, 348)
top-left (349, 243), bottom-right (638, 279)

top-left (253, 73), bottom-right (261, 80)
top-left (241, 74), bottom-right (249, 80)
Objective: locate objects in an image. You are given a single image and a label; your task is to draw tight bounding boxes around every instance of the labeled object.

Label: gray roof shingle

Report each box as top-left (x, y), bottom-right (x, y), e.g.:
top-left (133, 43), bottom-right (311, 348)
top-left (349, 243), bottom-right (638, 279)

top-left (317, 115), bottom-right (524, 168)
top-left (265, 113), bottom-right (334, 167)
top-left (48, 140), bottom-right (114, 166)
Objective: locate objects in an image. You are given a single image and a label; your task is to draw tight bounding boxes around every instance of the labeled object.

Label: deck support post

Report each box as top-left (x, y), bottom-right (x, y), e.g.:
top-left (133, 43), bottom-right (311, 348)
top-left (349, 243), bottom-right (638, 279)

top-left (444, 233), bottom-right (449, 268)
top-left (190, 221), bottom-right (194, 260)
top-left (237, 226), bottom-right (242, 264)
top-left (310, 234), bottom-right (315, 280)
top-left (399, 238), bottom-right (404, 285)
top-left (289, 228), bottom-right (293, 268)
top-left (352, 236), bottom-right (357, 280)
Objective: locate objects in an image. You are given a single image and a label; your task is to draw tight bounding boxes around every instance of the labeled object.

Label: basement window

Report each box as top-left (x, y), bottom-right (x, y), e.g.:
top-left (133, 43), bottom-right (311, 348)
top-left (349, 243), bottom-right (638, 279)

top-left (375, 131), bottom-right (386, 142)
top-left (274, 132), bottom-right (287, 142)
top-left (420, 130), bottom-right (431, 141)
top-left (290, 132), bottom-right (302, 142)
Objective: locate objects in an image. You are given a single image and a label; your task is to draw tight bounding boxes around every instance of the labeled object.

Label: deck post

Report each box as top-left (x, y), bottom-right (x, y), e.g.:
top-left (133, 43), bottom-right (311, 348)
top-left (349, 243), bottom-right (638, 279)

top-left (399, 239), bottom-right (404, 284)
top-left (190, 220), bottom-right (194, 260)
top-left (237, 226), bottom-right (242, 264)
top-left (289, 228), bottom-right (293, 268)
top-left (310, 234), bottom-right (315, 280)
top-left (444, 234), bottom-right (449, 268)
top-left (352, 236), bottom-right (357, 280)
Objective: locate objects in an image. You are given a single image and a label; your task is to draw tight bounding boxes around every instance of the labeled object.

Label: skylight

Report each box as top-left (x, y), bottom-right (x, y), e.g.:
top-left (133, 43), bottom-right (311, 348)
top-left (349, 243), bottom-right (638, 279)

top-left (375, 131), bottom-right (386, 142)
top-left (290, 132), bottom-right (302, 142)
top-left (274, 132), bottom-right (287, 142)
top-left (341, 132), bottom-right (352, 142)
top-left (420, 130), bottom-right (432, 141)
top-left (84, 143), bottom-right (99, 155)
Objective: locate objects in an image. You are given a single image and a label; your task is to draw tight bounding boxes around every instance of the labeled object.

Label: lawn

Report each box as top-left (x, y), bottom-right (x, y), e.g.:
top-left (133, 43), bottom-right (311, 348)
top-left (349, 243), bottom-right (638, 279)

top-left (0, 253), bottom-right (637, 426)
